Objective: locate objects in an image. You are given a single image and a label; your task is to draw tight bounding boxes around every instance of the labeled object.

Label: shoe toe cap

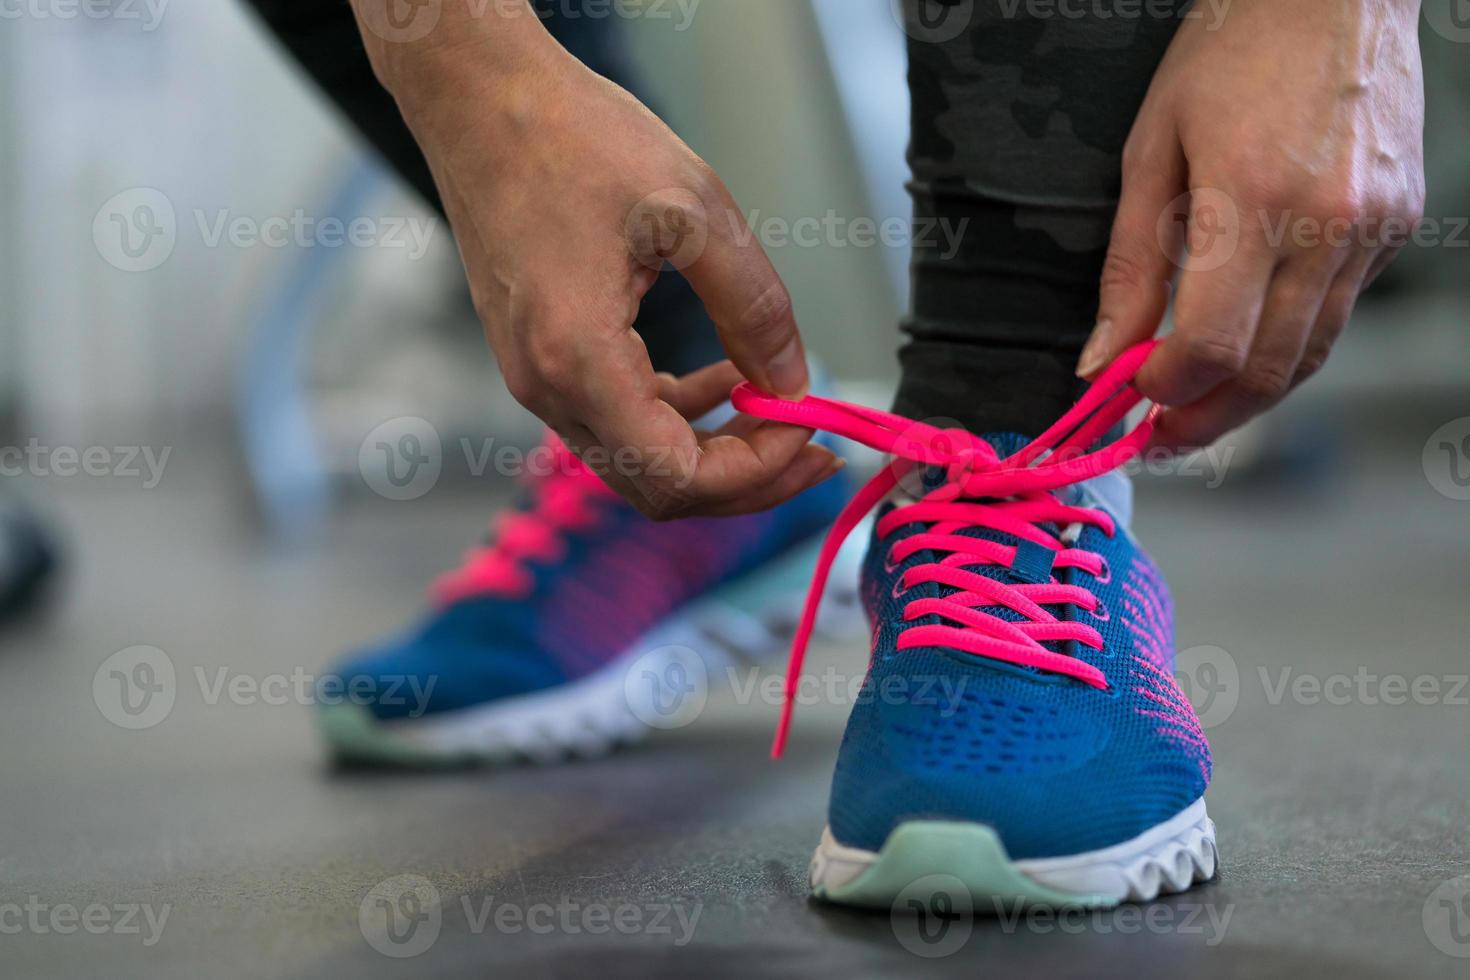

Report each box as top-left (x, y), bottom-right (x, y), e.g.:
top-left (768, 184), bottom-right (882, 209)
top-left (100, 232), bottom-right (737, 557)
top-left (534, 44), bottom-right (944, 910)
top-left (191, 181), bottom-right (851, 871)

top-left (324, 633), bottom-right (565, 722)
top-left (828, 669), bottom-right (1210, 860)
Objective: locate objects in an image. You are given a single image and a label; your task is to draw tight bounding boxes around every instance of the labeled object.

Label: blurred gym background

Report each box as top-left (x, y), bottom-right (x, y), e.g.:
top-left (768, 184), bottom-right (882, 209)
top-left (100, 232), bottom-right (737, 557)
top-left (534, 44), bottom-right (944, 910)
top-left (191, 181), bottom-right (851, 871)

top-left (1, 3), bottom-right (1468, 978)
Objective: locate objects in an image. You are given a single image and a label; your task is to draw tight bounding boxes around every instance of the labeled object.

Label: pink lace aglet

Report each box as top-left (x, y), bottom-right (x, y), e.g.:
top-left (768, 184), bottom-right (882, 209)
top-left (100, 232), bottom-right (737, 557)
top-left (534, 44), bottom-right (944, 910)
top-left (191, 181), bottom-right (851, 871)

top-left (765, 464), bottom-right (903, 761)
top-left (771, 583), bottom-right (819, 759)
top-left (771, 693), bottom-right (794, 759)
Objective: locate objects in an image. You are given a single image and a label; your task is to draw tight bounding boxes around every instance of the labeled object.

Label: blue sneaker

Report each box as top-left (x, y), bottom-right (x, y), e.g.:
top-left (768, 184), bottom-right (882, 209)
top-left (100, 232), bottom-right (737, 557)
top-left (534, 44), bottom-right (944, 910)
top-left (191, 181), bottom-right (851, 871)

top-left (734, 341), bottom-right (1217, 910)
top-left (318, 432), bottom-right (854, 766)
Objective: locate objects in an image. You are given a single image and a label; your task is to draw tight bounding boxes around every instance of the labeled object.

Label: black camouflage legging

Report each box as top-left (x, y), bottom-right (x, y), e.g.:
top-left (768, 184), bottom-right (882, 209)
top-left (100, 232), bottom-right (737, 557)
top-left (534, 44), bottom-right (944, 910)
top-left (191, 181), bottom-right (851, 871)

top-left (897, 0), bottom-right (1188, 433)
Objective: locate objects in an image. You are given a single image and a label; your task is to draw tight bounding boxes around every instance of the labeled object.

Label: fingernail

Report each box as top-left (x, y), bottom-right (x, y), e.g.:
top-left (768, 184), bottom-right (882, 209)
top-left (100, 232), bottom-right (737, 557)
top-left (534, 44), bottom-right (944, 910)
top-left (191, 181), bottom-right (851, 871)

top-left (804, 452), bottom-right (845, 487)
top-left (767, 339), bottom-right (809, 400)
top-left (1077, 318), bottom-right (1112, 379)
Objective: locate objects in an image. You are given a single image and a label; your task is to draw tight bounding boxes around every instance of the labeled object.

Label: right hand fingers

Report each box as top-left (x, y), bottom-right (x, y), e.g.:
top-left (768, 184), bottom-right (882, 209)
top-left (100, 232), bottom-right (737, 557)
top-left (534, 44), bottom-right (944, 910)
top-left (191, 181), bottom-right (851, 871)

top-left (681, 436), bottom-right (844, 517)
top-left (628, 181), bottom-right (810, 401)
top-left (544, 334), bottom-right (837, 520)
top-left (654, 360), bottom-right (744, 421)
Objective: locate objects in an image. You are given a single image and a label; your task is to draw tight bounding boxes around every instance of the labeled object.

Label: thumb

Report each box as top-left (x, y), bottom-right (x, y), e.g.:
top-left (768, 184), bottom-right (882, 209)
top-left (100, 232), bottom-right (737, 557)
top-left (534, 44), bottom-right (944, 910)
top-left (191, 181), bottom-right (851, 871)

top-left (628, 181), bottom-right (808, 399)
top-left (1080, 138), bottom-right (1186, 380)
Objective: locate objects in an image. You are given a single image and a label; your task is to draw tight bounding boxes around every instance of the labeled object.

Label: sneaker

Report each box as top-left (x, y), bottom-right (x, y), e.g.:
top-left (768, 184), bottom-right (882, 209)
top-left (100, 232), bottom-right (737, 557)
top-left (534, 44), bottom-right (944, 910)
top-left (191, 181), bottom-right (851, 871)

top-left (733, 340), bottom-right (1217, 910)
top-left (318, 433), bottom-right (855, 766)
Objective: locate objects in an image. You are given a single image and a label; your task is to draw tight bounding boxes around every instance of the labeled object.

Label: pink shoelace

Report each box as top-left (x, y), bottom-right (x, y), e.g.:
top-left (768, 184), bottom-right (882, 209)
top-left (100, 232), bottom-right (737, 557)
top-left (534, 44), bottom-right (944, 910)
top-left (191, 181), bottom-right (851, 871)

top-left (432, 435), bottom-right (617, 605)
top-left (731, 340), bottom-right (1163, 757)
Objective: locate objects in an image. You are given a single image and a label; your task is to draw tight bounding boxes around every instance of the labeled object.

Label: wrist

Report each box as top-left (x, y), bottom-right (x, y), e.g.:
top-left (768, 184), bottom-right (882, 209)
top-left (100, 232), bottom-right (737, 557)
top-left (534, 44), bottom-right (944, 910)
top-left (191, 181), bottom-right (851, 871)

top-left (349, 0), bottom-right (559, 113)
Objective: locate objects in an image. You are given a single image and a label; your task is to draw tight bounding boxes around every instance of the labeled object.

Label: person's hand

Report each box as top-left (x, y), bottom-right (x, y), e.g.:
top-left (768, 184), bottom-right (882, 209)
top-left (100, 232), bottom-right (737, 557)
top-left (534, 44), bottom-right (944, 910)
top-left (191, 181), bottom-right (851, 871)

top-left (1082, 0), bottom-right (1425, 449)
top-left (350, 1), bottom-right (839, 518)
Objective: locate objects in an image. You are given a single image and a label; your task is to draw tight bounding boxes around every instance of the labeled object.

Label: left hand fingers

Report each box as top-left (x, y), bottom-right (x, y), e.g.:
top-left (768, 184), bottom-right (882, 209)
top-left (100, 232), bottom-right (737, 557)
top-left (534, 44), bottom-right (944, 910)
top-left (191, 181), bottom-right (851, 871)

top-left (1290, 245), bottom-right (1384, 390)
top-left (1134, 229), bottom-right (1274, 411)
top-left (1152, 248), bottom-right (1348, 451)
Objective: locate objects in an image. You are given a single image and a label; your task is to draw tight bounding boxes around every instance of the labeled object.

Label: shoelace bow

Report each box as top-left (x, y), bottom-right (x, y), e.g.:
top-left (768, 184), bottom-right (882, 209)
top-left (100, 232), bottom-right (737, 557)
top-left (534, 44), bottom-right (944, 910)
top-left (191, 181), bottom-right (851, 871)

top-left (731, 340), bottom-right (1163, 757)
top-left (432, 435), bottom-right (616, 604)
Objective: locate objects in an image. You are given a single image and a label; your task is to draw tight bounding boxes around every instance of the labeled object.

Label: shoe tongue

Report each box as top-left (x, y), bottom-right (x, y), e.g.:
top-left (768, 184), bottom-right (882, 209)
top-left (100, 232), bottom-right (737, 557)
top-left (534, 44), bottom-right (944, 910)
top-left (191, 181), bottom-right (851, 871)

top-left (981, 431), bottom-right (1031, 457)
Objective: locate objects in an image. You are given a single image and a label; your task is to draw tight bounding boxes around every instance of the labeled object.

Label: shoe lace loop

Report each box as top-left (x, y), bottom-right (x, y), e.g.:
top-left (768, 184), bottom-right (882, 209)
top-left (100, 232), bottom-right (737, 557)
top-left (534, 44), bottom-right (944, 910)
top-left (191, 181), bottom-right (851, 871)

top-left (731, 341), bottom-right (1162, 757)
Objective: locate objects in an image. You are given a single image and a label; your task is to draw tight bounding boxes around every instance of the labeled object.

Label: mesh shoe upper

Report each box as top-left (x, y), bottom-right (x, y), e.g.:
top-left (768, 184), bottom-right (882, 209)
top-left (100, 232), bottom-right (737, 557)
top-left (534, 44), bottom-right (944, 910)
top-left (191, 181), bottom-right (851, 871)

top-left (330, 444), bottom-right (848, 722)
top-left (827, 471), bottom-right (1210, 859)
top-left (729, 340), bottom-right (1212, 861)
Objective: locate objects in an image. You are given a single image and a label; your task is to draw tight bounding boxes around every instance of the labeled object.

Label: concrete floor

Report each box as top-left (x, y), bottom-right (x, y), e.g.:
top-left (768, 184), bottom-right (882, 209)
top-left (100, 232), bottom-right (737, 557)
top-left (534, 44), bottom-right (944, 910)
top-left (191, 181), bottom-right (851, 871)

top-left (2, 404), bottom-right (1469, 979)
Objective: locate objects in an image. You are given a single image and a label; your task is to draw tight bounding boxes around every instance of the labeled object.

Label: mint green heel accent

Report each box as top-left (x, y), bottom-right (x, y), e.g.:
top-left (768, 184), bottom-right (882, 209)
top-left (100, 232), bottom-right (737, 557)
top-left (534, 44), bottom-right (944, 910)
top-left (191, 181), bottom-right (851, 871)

top-left (813, 822), bottom-right (1115, 910)
top-left (317, 702), bottom-right (475, 768)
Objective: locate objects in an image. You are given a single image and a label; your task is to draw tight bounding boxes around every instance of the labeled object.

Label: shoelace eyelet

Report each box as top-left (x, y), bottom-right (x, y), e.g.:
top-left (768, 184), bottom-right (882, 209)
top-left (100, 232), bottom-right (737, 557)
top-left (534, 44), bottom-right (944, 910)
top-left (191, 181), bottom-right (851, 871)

top-left (890, 577), bottom-right (908, 601)
top-left (1091, 601), bottom-right (1111, 623)
top-left (1094, 558), bottom-right (1112, 584)
top-left (882, 547), bottom-right (901, 575)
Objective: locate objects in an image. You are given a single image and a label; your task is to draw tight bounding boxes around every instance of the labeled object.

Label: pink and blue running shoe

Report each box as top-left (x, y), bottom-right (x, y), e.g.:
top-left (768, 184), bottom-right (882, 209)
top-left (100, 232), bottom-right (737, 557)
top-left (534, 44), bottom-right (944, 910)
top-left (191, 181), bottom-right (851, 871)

top-left (318, 433), bottom-right (854, 766)
top-left (735, 341), bottom-right (1217, 910)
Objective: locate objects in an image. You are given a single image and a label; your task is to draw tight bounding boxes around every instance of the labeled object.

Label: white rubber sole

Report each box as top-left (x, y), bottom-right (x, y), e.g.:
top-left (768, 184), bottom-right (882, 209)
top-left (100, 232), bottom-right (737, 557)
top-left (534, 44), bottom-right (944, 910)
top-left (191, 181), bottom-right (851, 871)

top-left (318, 531), bottom-right (864, 766)
top-left (810, 798), bottom-right (1217, 909)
